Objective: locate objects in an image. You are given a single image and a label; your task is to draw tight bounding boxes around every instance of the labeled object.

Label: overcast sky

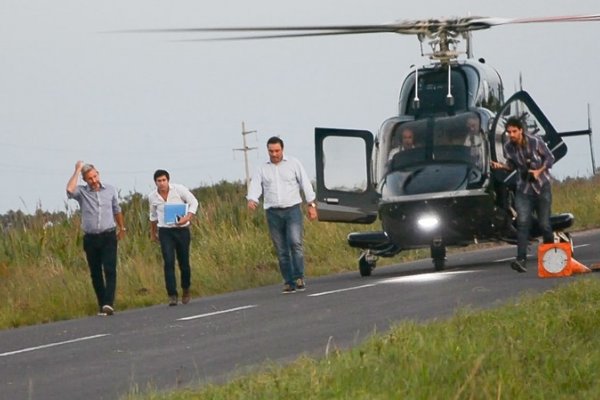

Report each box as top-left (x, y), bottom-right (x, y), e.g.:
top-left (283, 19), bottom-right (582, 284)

top-left (1, 0), bottom-right (598, 214)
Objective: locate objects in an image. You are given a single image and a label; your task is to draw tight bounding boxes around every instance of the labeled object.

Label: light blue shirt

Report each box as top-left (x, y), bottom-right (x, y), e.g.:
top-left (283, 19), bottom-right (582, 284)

top-left (67, 183), bottom-right (121, 234)
top-left (148, 183), bottom-right (199, 228)
top-left (247, 155), bottom-right (316, 209)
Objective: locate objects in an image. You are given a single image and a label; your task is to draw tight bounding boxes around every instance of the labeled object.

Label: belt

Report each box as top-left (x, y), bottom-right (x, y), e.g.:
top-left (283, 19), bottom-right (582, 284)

top-left (158, 226), bottom-right (190, 230)
top-left (268, 204), bottom-right (299, 211)
top-left (84, 228), bottom-right (116, 236)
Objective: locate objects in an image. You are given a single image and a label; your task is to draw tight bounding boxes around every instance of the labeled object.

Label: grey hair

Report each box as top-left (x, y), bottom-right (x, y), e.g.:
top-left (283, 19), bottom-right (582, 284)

top-left (81, 164), bottom-right (96, 177)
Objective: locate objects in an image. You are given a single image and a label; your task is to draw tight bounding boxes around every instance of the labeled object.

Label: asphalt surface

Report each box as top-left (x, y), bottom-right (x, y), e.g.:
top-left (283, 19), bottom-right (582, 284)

top-left (1, 229), bottom-right (599, 400)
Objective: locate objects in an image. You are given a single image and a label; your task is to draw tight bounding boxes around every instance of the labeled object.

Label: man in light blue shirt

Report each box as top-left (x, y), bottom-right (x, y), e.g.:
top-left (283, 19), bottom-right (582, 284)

top-left (247, 136), bottom-right (318, 293)
top-left (67, 161), bottom-right (126, 316)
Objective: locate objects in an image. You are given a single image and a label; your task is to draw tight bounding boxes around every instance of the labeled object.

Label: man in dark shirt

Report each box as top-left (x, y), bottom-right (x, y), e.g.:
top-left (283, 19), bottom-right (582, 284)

top-left (67, 161), bottom-right (126, 315)
top-left (491, 117), bottom-right (555, 273)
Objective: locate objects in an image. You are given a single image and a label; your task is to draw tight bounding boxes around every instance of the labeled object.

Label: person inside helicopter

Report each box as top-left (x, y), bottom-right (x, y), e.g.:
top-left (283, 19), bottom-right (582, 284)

top-left (388, 125), bottom-right (418, 158)
top-left (382, 113), bottom-right (487, 197)
top-left (464, 114), bottom-right (485, 168)
top-left (385, 125), bottom-right (422, 171)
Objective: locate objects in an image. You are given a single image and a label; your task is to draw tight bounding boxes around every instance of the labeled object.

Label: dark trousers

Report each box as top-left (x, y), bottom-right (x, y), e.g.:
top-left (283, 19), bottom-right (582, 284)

top-left (515, 183), bottom-right (553, 261)
top-left (158, 227), bottom-right (191, 296)
top-left (83, 230), bottom-right (118, 310)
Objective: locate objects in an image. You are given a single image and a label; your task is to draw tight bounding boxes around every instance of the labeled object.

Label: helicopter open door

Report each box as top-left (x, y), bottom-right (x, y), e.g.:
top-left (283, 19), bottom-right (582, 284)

top-left (315, 128), bottom-right (379, 224)
top-left (490, 90), bottom-right (567, 163)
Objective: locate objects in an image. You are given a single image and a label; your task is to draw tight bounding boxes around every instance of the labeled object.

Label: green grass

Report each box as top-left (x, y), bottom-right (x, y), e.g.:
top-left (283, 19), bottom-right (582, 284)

top-left (125, 277), bottom-right (600, 400)
top-left (0, 175), bottom-right (598, 329)
top-left (1, 176), bottom-right (600, 399)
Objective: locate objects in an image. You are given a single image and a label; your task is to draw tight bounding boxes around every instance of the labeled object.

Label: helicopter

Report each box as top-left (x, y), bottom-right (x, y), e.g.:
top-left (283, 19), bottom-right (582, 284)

top-left (135, 14), bottom-right (598, 275)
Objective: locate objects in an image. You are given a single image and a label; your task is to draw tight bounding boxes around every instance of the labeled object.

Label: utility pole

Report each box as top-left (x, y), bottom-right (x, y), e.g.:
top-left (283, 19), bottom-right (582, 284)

top-left (233, 121), bottom-right (257, 191)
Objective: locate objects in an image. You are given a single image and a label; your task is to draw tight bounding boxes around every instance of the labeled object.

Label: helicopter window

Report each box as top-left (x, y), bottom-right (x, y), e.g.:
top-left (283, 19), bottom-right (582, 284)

top-left (385, 113), bottom-right (485, 172)
top-left (404, 70), bottom-right (468, 115)
top-left (382, 121), bottom-right (431, 173)
top-left (322, 136), bottom-right (368, 192)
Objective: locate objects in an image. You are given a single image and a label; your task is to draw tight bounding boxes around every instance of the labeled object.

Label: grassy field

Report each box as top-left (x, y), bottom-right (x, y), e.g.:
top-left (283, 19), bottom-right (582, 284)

top-left (125, 277), bottom-right (600, 399)
top-left (0, 175), bottom-right (599, 330)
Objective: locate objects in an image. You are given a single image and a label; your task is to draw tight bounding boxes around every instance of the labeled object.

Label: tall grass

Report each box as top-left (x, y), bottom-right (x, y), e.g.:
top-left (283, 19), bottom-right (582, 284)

top-left (1, 176), bottom-right (599, 329)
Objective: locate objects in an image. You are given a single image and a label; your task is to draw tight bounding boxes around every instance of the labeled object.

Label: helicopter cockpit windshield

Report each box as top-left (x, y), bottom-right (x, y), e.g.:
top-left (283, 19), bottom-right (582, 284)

top-left (381, 112), bottom-right (487, 197)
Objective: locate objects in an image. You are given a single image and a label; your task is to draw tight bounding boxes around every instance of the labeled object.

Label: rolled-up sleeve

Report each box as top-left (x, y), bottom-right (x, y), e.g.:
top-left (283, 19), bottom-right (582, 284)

top-left (111, 189), bottom-right (121, 215)
top-left (178, 184), bottom-right (199, 214)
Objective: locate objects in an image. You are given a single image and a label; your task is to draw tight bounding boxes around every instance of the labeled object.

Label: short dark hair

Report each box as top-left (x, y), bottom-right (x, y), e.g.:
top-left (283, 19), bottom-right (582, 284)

top-left (267, 136), bottom-right (284, 148)
top-left (153, 169), bottom-right (170, 181)
top-left (505, 116), bottom-right (524, 130)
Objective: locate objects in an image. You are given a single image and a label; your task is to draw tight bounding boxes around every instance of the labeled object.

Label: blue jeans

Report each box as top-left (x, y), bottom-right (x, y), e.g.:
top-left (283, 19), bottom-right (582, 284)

top-left (158, 227), bottom-right (191, 296)
top-left (515, 183), bottom-right (553, 261)
top-left (83, 230), bottom-right (118, 310)
top-left (266, 204), bottom-right (305, 287)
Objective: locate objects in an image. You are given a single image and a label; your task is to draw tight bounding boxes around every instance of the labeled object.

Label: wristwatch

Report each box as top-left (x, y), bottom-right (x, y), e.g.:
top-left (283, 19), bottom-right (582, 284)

top-left (308, 202), bottom-right (317, 208)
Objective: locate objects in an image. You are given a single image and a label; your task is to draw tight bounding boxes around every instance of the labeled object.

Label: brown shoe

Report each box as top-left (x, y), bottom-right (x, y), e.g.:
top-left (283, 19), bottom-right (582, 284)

top-left (182, 289), bottom-right (191, 304)
top-left (295, 278), bottom-right (306, 292)
top-left (168, 295), bottom-right (178, 306)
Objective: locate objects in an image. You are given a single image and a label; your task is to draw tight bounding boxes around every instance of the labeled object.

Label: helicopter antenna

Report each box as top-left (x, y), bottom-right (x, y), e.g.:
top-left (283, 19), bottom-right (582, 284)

top-left (446, 64), bottom-right (454, 106)
top-left (519, 72), bottom-right (523, 90)
top-left (413, 65), bottom-right (420, 110)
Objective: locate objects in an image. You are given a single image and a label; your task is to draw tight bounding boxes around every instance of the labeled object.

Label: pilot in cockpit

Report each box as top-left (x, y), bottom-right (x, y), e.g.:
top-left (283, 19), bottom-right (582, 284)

top-left (399, 127), bottom-right (416, 151)
top-left (464, 115), bottom-right (482, 147)
top-left (388, 126), bottom-right (417, 160)
top-left (464, 115), bottom-right (484, 167)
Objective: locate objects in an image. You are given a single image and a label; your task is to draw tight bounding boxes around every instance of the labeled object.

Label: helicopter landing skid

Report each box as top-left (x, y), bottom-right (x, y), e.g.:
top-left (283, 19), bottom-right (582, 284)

top-left (431, 239), bottom-right (447, 271)
top-left (358, 251), bottom-right (378, 277)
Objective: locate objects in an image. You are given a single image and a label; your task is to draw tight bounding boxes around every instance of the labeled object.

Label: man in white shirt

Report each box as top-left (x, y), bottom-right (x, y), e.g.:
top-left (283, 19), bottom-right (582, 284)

top-left (247, 137), bottom-right (318, 294)
top-left (148, 169), bottom-right (199, 306)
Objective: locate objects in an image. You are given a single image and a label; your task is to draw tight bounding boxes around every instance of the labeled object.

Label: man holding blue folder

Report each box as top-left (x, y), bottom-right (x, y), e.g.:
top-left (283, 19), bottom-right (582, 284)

top-left (149, 169), bottom-right (199, 306)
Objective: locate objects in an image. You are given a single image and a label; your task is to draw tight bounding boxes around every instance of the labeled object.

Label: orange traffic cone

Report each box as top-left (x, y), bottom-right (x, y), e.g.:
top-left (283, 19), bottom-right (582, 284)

top-left (570, 257), bottom-right (591, 274)
top-left (537, 241), bottom-right (591, 278)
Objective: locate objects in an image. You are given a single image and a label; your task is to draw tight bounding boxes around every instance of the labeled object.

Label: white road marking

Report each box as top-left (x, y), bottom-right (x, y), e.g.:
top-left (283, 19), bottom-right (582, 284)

top-left (379, 270), bottom-right (475, 284)
top-left (574, 244), bottom-right (590, 249)
top-left (309, 270), bottom-right (476, 297)
top-left (177, 305), bottom-right (257, 321)
top-left (307, 284), bottom-right (377, 297)
top-left (0, 334), bottom-right (110, 357)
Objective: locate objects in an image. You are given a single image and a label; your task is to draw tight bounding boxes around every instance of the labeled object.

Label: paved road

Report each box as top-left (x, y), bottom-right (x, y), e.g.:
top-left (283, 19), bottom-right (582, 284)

top-left (1, 230), bottom-right (599, 400)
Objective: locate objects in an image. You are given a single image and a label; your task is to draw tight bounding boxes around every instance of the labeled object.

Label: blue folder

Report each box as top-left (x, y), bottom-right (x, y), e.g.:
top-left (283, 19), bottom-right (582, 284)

top-left (164, 203), bottom-right (188, 224)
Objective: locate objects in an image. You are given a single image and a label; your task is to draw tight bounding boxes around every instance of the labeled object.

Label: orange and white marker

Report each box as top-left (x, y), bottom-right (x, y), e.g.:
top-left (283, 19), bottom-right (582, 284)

top-left (538, 241), bottom-right (591, 278)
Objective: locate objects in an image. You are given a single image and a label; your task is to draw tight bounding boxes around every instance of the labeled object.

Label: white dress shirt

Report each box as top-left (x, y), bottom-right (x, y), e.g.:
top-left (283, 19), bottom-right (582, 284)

top-left (148, 183), bottom-right (199, 228)
top-left (247, 155), bottom-right (316, 209)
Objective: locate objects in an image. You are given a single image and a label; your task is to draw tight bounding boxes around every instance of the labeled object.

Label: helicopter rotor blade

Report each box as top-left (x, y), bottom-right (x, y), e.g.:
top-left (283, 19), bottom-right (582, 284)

top-left (468, 13), bottom-right (600, 29)
top-left (174, 29), bottom-right (389, 42)
top-left (118, 18), bottom-right (491, 39)
top-left (120, 13), bottom-right (600, 41)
